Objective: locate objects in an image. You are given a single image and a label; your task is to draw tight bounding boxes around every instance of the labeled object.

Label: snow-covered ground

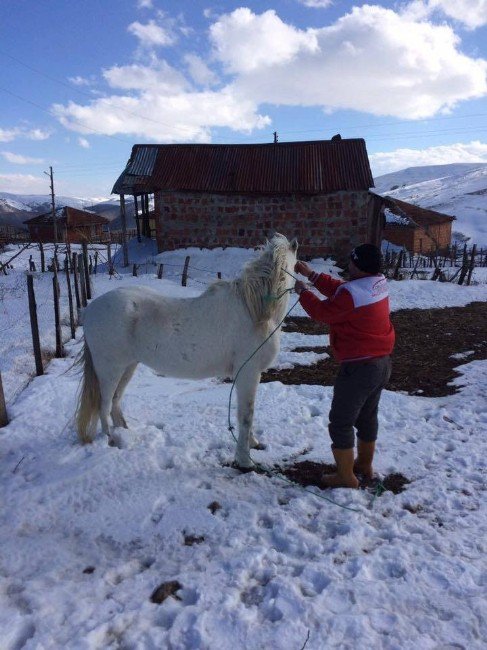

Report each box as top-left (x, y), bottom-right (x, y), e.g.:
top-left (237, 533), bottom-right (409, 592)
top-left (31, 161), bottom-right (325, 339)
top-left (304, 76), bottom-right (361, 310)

top-left (1, 243), bottom-right (486, 649)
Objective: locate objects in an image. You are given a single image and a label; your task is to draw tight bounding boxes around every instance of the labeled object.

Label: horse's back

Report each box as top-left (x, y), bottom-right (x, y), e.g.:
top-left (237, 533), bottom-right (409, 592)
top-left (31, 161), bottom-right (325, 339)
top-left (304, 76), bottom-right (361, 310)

top-left (82, 286), bottom-right (166, 362)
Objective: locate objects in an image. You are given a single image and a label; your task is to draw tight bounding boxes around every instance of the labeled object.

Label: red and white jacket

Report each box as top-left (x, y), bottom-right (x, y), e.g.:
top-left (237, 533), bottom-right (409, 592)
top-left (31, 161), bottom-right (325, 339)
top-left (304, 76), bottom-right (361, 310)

top-left (299, 272), bottom-right (395, 362)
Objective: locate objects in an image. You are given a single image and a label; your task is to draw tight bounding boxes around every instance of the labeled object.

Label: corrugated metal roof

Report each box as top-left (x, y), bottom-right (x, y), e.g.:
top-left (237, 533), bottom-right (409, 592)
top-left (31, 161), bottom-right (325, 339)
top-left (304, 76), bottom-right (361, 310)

top-left (381, 196), bottom-right (455, 226)
top-left (112, 139), bottom-right (374, 195)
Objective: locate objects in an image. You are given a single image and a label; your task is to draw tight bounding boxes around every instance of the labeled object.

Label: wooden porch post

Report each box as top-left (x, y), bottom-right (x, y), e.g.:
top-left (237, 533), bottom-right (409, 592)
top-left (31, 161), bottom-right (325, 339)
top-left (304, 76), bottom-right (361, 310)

top-left (120, 193), bottom-right (129, 267)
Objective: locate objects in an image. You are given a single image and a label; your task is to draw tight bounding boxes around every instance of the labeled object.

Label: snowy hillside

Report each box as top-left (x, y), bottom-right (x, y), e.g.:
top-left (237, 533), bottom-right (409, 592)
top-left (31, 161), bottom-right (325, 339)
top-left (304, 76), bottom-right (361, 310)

top-left (0, 192), bottom-right (105, 212)
top-left (374, 164), bottom-right (487, 245)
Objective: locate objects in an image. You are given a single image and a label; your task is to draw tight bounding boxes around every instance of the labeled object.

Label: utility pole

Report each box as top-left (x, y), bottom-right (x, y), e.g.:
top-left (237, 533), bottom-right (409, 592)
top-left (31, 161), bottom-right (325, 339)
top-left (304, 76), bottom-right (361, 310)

top-left (44, 166), bottom-right (57, 244)
top-left (273, 131), bottom-right (278, 143)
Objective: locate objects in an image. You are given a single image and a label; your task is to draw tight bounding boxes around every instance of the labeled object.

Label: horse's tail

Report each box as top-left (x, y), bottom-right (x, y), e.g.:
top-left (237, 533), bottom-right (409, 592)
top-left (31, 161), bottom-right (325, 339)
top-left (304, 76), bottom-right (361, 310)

top-left (75, 339), bottom-right (100, 444)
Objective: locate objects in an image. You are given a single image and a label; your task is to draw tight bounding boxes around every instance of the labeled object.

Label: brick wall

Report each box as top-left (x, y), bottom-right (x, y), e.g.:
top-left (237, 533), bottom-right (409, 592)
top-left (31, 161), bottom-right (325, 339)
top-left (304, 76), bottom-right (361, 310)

top-left (155, 190), bottom-right (377, 259)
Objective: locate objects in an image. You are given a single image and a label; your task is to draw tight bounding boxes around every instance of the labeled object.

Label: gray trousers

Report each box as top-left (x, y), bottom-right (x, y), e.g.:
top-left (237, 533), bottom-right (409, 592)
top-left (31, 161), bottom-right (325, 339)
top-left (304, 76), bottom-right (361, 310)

top-left (328, 356), bottom-right (392, 449)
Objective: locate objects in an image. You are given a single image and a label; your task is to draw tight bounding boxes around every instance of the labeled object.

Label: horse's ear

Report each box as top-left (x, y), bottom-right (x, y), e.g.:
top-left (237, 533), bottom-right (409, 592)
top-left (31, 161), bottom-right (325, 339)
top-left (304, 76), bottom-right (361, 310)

top-left (290, 237), bottom-right (298, 252)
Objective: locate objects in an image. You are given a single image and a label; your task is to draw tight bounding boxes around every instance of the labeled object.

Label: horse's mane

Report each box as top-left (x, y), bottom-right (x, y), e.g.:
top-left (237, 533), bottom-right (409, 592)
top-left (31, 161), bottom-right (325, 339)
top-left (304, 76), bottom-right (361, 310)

top-left (236, 234), bottom-right (291, 323)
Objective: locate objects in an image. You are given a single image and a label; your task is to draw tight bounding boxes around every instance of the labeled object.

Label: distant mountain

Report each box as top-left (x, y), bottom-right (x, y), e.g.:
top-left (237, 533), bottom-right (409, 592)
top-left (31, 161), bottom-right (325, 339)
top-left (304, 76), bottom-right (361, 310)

top-left (0, 193), bottom-right (135, 230)
top-left (374, 163), bottom-right (487, 245)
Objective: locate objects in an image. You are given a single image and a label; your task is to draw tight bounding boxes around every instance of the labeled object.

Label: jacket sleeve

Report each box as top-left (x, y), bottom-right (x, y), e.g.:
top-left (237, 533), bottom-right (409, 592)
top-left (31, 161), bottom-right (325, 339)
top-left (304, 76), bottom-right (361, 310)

top-left (309, 272), bottom-right (345, 298)
top-left (299, 286), bottom-right (355, 324)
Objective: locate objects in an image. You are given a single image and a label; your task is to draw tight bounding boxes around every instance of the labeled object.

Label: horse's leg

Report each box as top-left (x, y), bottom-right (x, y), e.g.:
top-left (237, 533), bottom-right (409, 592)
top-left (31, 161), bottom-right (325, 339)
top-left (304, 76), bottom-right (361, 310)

top-left (97, 366), bottom-right (126, 446)
top-left (234, 368), bottom-right (261, 468)
top-left (111, 363), bottom-right (137, 428)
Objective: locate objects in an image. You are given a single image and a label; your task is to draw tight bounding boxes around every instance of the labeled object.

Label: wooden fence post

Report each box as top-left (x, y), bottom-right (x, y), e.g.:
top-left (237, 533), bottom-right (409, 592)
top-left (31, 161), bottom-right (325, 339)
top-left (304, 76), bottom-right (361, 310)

top-left (27, 274), bottom-right (43, 376)
top-left (458, 244), bottom-right (469, 285)
top-left (0, 371), bottom-right (8, 427)
top-left (82, 242), bottom-right (91, 300)
top-left (182, 255), bottom-right (190, 286)
top-left (157, 263), bottom-right (164, 279)
top-left (78, 255), bottom-right (87, 308)
top-left (39, 242), bottom-right (45, 272)
top-left (65, 258), bottom-right (76, 339)
top-left (466, 244), bottom-right (477, 286)
top-left (133, 264), bottom-right (138, 277)
top-left (53, 274), bottom-right (64, 358)
top-left (72, 252), bottom-right (81, 311)
top-left (94, 251), bottom-right (98, 274)
top-left (393, 250), bottom-right (403, 280)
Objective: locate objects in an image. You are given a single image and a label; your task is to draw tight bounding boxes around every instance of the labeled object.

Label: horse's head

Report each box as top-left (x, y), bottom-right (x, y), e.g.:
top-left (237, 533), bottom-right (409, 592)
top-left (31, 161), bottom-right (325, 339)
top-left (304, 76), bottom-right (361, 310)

top-left (269, 233), bottom-right (298, 295)
top-left (239, 234), bottom-right (298, 323)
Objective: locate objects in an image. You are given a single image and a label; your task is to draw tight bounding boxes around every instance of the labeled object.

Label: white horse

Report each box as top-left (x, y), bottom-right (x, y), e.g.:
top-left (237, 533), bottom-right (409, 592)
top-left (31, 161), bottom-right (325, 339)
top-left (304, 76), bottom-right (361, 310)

top-left (76, 234), bottom-right (298, 467)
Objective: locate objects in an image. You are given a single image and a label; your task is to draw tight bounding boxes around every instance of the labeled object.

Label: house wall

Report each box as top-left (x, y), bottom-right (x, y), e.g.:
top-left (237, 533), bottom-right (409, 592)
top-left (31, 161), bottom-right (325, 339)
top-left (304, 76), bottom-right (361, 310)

top-left (27, 224), bottom-right (66, 243)
top-left (27, 224), bottom-right (107, 243)
top-left (155, 190), bottom-right (378, 259)
top-left (383, 224), bottom-right (415, 251)
top-left (412, 223), bottom-right (452, 253)
top-left (384, 222), bottom-right (452, 253)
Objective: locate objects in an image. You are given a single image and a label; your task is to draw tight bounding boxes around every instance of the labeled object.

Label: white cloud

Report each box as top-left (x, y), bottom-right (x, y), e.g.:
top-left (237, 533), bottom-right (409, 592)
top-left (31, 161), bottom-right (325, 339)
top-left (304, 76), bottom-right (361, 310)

top-left (299, 0), bottom-right (333, 7)
top-left (0, 128), bottom-right (21, 143)
top-left (52, 6), bottom-right (487, 141)
top-left (27, 128), bottom-right (51, 141)
top-left (370, 141), bottom-right (487, 176)
top-left (0, 173), bottom-right (48, 193)
top-left (78, 137), bottom-right (90, 149)
top-left (183, 54), bottom-right (217, 86)
top-left (137, 0), bottom-right (153, 8)
top-left (103, 61), bottom-right (188, 92)
top-left (215, 6), bottom-right (487, 119)
top-left (68, 75), bottom-right (92, 86)
top-left (128, 19), bottom-right (176, 47)
top-left (52, 83), bottom-right (270, 142)
top-left (1, 151), bottom-right (45, 164)
top-left (210, 8), bottom-right (319, 74)
top-left (404, 0), bottom-right (487, 30)
top-left (0, 127), bottom-right (51, 143)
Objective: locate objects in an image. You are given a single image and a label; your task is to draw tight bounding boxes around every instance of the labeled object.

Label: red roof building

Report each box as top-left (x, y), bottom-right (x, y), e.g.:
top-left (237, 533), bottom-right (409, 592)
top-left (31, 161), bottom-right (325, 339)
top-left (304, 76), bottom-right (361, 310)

top-left (112, 137), bottom-right (382, 259)
top-left (382, 197), bottom-right (455, 253)
top-left (24, 206), bottom-right (110, 244)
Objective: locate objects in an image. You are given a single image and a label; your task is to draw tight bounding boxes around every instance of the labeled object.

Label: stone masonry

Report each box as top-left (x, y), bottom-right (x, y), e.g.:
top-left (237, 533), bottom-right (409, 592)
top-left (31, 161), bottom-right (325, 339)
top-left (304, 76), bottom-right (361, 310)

top-left (155, 190), bottom-right (377, 259)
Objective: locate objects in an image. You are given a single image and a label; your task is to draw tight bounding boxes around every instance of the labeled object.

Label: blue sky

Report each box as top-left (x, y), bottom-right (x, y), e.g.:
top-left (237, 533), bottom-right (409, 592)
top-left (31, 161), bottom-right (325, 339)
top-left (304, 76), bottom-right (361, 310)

top-left (1, 0), bottom-right (486, 198)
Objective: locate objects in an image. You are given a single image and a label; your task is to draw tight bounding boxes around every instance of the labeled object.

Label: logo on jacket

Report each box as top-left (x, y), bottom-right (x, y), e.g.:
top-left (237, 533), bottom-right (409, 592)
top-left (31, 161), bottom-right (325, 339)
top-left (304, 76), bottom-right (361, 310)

top-left (372, 278), bottom-right (387, 297)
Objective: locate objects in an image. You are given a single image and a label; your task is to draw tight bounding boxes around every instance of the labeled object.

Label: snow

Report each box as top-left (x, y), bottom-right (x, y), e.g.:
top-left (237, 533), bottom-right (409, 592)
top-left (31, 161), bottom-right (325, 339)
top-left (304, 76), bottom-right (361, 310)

top-left (1, 243), bottom-right (487, 649)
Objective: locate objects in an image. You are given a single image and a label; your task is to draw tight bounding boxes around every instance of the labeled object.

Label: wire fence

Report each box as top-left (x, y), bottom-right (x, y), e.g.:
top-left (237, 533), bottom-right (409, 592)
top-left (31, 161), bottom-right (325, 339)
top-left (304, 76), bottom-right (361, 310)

top-left (0, 242), bottom-right (232, 411)
top-left (0, 267), bottom-right (77, 407)
top-left (383, 244), bottom-right (485, 284)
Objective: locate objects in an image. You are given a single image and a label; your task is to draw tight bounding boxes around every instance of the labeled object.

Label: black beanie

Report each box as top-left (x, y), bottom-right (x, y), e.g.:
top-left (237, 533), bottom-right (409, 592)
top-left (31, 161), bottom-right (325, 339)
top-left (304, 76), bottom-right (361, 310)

top-left (350, 244), bottom-right (382, 274)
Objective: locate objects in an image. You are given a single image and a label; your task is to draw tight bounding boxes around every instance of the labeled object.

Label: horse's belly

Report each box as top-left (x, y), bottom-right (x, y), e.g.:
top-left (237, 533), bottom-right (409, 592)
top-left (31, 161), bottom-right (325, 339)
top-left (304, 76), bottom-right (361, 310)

top-left (138, 341), bottom-right (233, 380)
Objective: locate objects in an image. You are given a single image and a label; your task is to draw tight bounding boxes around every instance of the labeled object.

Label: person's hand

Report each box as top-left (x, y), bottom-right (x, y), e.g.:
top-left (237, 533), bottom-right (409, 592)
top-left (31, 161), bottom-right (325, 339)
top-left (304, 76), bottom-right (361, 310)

top-left (294, 260), bottom-right (313, 278)
top-left (294, 280), bottom-right (307, 295)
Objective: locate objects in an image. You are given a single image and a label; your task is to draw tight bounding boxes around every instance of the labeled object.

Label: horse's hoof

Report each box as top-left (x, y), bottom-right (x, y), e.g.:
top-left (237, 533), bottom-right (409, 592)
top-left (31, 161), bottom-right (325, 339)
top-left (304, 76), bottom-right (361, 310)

top-left (107, 429), bottom-right (128, 449)
top-left (251, 442), bottom-right (267, 451)
top-left (231, 461), bottom-right (254, 473)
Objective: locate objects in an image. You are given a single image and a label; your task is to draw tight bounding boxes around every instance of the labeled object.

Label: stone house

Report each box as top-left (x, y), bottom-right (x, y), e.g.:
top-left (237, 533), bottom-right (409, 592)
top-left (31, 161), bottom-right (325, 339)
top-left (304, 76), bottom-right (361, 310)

top-left (113, 138), bottom-right (385, 260)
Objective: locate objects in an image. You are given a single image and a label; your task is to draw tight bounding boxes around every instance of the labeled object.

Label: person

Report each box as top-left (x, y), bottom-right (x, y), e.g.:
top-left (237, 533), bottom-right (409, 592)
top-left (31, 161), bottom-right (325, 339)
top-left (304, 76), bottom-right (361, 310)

top-left (294, 244), bottom-right (395, 489)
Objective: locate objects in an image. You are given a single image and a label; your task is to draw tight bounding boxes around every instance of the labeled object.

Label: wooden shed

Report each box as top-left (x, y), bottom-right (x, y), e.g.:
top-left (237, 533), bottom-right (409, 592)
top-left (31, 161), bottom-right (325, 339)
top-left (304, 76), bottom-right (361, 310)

top-left (24, 206), bottom-right (110, 244)
top-left (382, 197), bottom-right (455, 253)
top-left (112, 137), bottom-right (383, 260)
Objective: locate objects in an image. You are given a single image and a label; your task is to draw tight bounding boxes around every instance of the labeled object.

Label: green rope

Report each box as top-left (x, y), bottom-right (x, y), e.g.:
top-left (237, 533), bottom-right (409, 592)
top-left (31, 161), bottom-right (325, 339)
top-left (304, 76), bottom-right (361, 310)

top-left (226, 294), bottom-right (363, 513)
